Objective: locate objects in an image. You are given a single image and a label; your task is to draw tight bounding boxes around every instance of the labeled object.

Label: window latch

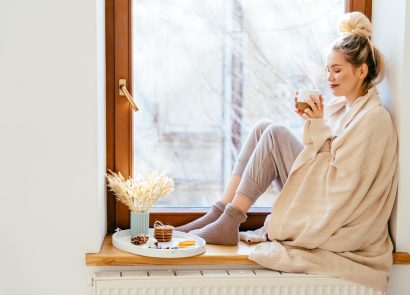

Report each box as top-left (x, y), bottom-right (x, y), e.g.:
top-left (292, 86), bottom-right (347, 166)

top-left (119, 79), bottom-right (139, 112)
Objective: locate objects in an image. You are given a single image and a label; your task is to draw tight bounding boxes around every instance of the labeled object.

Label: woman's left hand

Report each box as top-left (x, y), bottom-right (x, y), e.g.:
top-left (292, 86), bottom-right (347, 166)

top-left (302, 94), bottom-right (324, 120)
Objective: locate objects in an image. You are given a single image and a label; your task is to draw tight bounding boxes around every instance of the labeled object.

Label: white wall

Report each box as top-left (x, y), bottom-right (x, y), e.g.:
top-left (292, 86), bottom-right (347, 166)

top-left (0, 0), bottom-right (106, 294)
top-left (373, 0), bottom-right (410, 294)
top-left (0, 1), bottom-right (409, 295)
top-left (373, 0), bottom-right (410, 254)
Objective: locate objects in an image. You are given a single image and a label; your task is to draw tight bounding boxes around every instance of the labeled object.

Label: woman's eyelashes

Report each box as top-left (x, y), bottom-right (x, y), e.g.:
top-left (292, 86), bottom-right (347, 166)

top-left (326, 65), bottom-right (342, 74)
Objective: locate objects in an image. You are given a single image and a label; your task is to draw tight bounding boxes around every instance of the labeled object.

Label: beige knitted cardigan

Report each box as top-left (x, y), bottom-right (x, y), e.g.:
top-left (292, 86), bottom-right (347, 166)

top-left (249, 87), bottom-right (398, 290)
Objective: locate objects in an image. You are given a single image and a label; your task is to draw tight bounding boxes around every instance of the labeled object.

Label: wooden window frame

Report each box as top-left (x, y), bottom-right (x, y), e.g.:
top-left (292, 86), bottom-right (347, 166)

top-left (105, 0), bottom-right (372, 233)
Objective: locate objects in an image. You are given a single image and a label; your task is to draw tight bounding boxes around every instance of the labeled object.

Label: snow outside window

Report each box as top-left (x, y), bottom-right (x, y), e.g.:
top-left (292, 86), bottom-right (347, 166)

top-left (132, 0), bottom-right (344, 207)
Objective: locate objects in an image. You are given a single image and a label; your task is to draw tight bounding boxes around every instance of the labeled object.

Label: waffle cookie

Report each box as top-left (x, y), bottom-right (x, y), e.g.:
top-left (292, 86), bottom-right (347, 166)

top-left (154, 221), bottom-right (174, 242)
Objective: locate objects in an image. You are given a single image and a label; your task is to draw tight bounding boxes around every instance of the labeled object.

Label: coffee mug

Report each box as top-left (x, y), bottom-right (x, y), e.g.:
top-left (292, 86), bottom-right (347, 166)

top-left (297, 90), bottom-right (320, 111)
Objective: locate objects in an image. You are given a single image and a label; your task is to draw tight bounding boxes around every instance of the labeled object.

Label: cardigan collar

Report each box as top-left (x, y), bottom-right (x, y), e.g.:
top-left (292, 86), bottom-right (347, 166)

top-left (325, 86), bottom-right (380, 130)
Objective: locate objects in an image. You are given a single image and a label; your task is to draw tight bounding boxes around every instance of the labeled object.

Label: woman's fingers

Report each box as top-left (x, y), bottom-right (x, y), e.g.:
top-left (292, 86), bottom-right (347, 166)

top-left (294, 91), bottom-right (325, 120)
top-left (293, 92), bottom-right (324, 120)
top-left (311, 95), bottom-right (321, 113)
top-left (294, 93), bottom-right (299, 108)
top-left (294, 108), bottom-right (304, 117)
top-left (308, 95), bottom-right (325, 117)
top-left (304, 108), bottom-right (313, 117)
top-left (307, 97), bottom-right (318, 113)
top-left (294, 106), bottom-right (304, 115)
top-left (318, 94), bottom-right (324, 112)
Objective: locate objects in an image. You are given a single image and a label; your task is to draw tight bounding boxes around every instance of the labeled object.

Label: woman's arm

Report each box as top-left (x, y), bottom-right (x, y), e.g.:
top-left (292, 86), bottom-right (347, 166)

top-left (294, 93), bottom-right (334, 153)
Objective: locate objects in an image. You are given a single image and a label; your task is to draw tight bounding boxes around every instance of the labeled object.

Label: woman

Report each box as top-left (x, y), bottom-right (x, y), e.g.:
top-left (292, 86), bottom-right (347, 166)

top-left (176, 12), bottom-right (397, 291)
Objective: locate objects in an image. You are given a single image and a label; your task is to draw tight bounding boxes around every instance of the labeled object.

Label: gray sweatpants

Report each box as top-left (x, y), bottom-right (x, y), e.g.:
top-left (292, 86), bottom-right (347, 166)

top-left (232, 120), bottom-right (303, 203)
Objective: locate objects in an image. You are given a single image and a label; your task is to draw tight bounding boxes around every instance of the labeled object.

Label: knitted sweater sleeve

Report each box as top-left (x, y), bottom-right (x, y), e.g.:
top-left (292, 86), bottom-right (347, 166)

top-left (302, 118), bottom-right (334, 153)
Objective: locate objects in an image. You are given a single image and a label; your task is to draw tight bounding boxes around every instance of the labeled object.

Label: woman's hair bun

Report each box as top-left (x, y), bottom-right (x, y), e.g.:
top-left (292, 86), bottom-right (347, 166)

top-left (339, 11), bottom-right (372, 38)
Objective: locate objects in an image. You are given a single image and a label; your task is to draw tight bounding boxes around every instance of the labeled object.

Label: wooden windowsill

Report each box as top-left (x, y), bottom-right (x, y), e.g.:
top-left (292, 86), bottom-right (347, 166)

top-left (86, 235), bottom-right (258, 266)
top-left (85, 235), bottom-right (410, 266)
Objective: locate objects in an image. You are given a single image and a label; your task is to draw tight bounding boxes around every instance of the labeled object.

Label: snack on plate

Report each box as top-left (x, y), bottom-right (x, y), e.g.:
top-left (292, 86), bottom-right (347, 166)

top-left (147, 237), bottom-right (159, 249)
top-left (154, 221), bottom-right (174, 242)
top-left (131, 234), bottom-right (149, 245)
top-left (178, 239), bottom-right (196, 248)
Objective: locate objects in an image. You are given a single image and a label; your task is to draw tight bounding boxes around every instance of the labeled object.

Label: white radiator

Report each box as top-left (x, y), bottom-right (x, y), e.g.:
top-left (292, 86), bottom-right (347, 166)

top-left (93, 269), bottom-right (385, 295)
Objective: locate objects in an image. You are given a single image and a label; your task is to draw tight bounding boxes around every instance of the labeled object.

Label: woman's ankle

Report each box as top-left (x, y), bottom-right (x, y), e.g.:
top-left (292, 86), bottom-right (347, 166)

top-left (174, 200), bottom-right (226, 232)
top-left (231, 194), bottom-right (253, 213)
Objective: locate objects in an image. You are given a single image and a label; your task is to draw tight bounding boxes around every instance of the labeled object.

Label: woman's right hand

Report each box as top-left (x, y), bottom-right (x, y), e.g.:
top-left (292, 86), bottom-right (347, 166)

top-left (294, 92), bottom-right (324, 120)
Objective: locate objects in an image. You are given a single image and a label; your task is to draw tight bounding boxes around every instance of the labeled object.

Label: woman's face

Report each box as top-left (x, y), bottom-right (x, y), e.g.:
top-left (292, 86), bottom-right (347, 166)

top-left (326, 49), bottom-right (366, 102)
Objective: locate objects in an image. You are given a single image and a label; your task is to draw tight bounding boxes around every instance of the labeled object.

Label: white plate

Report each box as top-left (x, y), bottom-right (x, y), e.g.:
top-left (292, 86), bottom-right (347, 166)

top-left (112, 229), bottom-right (206, 258)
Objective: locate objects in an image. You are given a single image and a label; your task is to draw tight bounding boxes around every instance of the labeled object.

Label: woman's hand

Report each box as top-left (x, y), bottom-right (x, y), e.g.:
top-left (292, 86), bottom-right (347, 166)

top-left (294, 92), bottom-right (324, 120)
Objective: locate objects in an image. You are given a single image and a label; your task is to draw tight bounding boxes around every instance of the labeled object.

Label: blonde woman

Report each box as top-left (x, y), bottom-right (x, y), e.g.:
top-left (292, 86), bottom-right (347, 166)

top-left (176, 12), bottom-right (397, 291)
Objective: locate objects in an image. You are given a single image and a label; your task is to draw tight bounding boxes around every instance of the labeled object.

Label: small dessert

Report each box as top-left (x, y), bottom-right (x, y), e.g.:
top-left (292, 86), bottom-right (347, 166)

top-left (131, 234), bottom-right (149, 245)
top-left (177, 239), bottom-right (196, 248)
top-left (154, 221), bottom-right (174, 242)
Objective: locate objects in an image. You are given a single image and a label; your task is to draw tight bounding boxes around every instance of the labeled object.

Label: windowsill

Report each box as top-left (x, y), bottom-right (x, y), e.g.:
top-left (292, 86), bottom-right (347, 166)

top-left (86, 235), bottom-right (258, 266)
top-left (85, 235), bottom-right (410, 266)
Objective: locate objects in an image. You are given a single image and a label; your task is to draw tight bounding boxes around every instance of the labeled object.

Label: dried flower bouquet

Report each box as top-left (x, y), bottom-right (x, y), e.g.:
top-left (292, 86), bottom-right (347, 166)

top-left (106, 170), bottom-right (174, 212)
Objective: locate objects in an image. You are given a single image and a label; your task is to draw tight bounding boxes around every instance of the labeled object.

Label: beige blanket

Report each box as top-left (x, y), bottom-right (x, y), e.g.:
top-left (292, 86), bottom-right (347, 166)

top-left (247, 87), bottom-right (398, 291)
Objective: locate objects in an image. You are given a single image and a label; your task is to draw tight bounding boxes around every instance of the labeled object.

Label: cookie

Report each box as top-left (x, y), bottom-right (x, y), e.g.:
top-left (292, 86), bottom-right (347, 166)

top-left (131, 234), bottom-right (149, 245)
top-left (154, 221), bottom-right (174, 242)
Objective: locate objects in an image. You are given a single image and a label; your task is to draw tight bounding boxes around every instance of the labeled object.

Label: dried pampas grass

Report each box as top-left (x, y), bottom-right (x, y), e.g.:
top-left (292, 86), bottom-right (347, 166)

top-left (106, 169), bottom-right (174, 212)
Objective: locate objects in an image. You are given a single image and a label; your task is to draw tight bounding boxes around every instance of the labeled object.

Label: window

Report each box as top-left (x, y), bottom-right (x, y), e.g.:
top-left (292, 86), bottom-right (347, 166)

top-left (106, 0), bottom-right (373, 232)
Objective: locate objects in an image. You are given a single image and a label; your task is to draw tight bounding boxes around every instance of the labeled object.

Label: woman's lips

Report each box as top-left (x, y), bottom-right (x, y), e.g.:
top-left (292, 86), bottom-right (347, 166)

top-left (330, 84), bottom-right (339, 89)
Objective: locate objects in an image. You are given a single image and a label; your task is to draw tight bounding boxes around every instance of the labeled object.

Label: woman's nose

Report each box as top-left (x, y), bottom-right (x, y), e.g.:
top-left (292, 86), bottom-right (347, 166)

top-left (327, 72), bottom-right (334, 82)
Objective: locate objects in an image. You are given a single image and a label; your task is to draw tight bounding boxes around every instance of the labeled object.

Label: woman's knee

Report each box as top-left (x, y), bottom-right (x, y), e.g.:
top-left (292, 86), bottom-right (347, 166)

top-left (263, 123), bottom-right (292, 140)
top-left (250, 119), bottom-right (275, 136)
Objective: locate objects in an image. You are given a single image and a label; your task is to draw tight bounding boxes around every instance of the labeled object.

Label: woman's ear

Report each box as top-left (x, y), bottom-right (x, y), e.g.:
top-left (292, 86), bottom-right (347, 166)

top-left (359, 63), bottom-right (369, 80)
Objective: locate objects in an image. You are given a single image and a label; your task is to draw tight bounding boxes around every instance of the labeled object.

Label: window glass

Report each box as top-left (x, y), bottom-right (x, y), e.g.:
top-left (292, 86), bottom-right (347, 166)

top-left (132, 0), bottom-right (344, 207)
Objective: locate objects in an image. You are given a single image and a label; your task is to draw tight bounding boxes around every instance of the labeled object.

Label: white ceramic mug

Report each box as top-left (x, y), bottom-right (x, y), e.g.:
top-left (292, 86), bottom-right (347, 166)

top-left (297, 90), bottom-right (320, 111)
top-left (298, 90), bottom-right (320, 102)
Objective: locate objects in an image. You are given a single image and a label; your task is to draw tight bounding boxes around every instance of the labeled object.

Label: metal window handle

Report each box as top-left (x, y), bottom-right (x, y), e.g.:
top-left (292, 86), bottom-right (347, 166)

top-left (119, 79), bottom-right (139, 112)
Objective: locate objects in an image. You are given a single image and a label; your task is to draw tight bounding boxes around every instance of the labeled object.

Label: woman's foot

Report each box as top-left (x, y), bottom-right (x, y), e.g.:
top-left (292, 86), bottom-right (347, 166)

top-left (189, 204), bottom-right (247, 245)
top-left (175, 201), bottom-right (226, 232)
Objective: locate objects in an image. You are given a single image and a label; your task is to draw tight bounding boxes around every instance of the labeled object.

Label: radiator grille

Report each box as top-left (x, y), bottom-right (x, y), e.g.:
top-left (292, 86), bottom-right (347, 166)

top-left (94, 270), bottom-right (385, 295)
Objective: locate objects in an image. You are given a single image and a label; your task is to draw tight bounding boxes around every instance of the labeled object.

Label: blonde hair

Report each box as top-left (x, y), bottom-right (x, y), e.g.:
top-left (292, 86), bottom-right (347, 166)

top-left (333, 12), bottom-right (386, 92)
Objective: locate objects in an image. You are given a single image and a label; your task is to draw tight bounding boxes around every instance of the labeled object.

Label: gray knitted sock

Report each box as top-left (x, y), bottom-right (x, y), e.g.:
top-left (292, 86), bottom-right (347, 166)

top-left (175, 201), bottom-right (226, 233)
top-left (189, 204), bottom-right (247, 246)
